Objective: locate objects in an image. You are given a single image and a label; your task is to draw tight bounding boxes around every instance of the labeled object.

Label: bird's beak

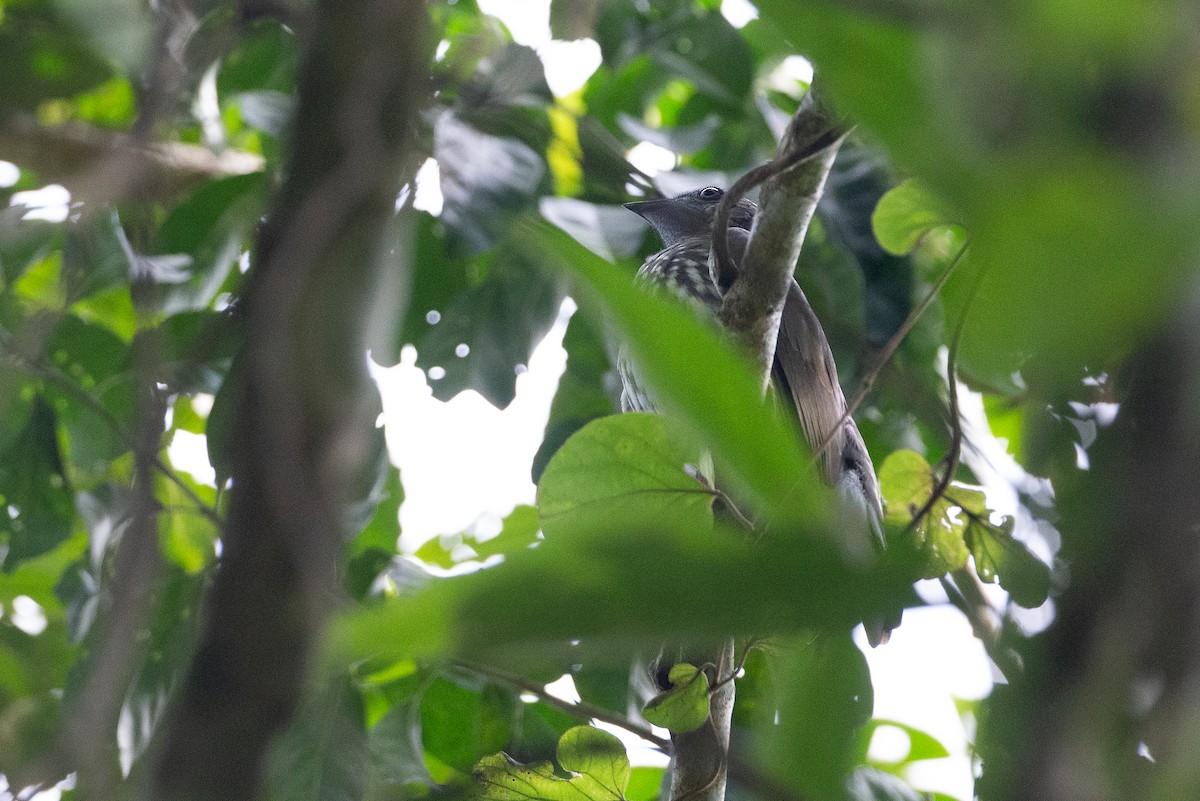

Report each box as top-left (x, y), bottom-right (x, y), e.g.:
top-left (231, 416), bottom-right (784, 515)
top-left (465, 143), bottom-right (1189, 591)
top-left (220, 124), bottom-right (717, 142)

top-left (622, 199), bottom-right (671, 222)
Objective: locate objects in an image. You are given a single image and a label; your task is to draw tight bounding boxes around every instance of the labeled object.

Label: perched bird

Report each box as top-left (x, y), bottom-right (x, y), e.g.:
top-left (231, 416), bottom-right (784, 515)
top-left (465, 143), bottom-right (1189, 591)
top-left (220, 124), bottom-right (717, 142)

top-left (620, 185), bottom-right (896, 645)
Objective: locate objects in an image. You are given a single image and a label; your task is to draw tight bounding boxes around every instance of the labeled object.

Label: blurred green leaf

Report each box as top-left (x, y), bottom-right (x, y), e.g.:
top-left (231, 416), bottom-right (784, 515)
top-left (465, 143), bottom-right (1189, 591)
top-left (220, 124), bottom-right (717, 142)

top-left (0, 395), bottom-right (75, 568)
top-left (421, 676), bottom-right (514, 777)
top-left (770, 635), bottom-right (873, 800)
top-left (625, 766), bottom-right (666, 801)
top-left (415, 504), bottom-right (538, 569)
top-left (858, 719), bottom-right (950, 767)
top-left (538, 412), bottom-right (712, 540)
top-left (846, 767), bottom-right (926, 801)
top-left (0, 0), bottom-right (114, 112)
top-left (871, 179), bottom-right (954, 257)
top-left (266, 680), bottom-right (368, 801)
top-left (364, 694), bottom-right (434, 797)
top-left (641, 662), bottom-right (710, 734)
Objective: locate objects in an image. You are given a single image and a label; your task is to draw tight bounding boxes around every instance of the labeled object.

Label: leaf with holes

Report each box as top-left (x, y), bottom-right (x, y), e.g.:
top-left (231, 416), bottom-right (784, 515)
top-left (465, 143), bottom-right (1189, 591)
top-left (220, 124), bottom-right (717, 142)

top-left (964, 514), bottom-right (1050, 609)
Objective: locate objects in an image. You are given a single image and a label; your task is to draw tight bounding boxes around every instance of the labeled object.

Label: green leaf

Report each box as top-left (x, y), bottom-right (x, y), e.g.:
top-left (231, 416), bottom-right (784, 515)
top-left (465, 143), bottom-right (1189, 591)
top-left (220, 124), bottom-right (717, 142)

top-left (474, 725), bottom-right (629, 801)
top-left (641, 662), bottom-right (710, 734)
top-left (556, 725), bottom-right (630, 799)
top-left (0, 396), bottom-right (75, 569)
top-left (155, 471), bottom-right (218, 575)
top-left (964, 514), bottom-right (1051, 609)
top-left (526, 219), bottom-right (823, 529)
top-left (769, 634), bottom-right (873, 799)
top-left (537, 413), bottom-right (712, 539)
top-left (877, 450), bottom-right (970, 579)
top-left (417, 250), bottom-right (563, 408)
top-left (415, 504), bottom-right (539, 569)
top-left (421, 677), bottom-right (513, 776)
top-left (871, 180), bottom-right (955, 256)
top-left (531, 313), bottom-right (615, 484)
top-left (365, 695), bottom-right (434, 795)
top-left (625, 766), bottom-right (667, 801)
top-left (266, 681), bottom-right (368, 801)
top-left (858, 719), bottom-right (951, 766)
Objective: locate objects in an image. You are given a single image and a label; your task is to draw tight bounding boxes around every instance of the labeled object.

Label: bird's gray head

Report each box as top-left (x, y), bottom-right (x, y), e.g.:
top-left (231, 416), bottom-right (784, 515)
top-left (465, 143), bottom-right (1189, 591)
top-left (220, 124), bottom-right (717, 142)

top-left (623, 186), bottom-right (757, 246)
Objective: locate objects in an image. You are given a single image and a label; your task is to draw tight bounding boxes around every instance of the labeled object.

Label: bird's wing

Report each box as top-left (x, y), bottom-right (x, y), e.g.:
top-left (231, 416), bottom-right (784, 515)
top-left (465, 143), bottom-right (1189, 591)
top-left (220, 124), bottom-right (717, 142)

top-left (726, 226), bottom-right (884, 536)
top-left (774, 280), bottom-right (851, 485)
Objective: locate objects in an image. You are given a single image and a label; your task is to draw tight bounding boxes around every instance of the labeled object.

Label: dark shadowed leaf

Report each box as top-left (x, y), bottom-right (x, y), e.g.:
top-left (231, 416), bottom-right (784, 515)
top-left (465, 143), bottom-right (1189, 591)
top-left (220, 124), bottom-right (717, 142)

top-left (266, 681), bottom-right (368, 801)
top-left (0, 1), bottom-right (114, 113)
top-left (963, 512), bottom-right (1050, 609)
top-left (531, 302), bottom-right (615, 467)
top-left (365, 694), bottom-right (434, 795)
top-left (437, 112), bottom-right (548, 256)
top-left (846, 767), bottom-right (926, 801)
top-left (0, 396), bottom-right (75, 568)
top-left (415, 248), bottom-right (563, 407)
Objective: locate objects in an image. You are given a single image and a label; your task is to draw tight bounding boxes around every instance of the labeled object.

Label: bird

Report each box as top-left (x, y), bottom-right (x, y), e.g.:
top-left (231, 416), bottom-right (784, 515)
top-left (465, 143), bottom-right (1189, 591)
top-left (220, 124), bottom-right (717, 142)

top-left (619, 185), bottom-right (897, 646)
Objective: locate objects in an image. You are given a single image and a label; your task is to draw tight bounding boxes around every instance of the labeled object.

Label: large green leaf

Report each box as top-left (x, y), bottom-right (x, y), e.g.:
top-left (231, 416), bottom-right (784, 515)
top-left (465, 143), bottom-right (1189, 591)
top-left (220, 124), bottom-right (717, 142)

top-left (413, 247), bottom-right (563, 407)
top-left (537, 413), bottom-right (713, 540)
top-left (768, 634), bottom-right (874, 800)
top-left (474, 725), bottom-right (629, 801)
top-left (524, 219), bottom-right (824, 531)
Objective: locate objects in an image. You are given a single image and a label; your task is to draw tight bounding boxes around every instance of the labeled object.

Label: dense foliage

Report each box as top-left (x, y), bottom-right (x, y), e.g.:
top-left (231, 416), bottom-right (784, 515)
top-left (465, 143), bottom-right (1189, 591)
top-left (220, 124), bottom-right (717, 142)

top-left (0, 1), bottom-right (1197, 800)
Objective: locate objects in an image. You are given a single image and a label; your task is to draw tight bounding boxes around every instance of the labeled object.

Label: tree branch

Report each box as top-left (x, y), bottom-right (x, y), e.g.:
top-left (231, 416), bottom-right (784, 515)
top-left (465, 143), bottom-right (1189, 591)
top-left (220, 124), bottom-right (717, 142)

top-left (139, 2), bottom-right (428, 798)
top-left (667, 90), bottom-right (846, 801)
top-left (455, 660), bottom-right (672, 753)
top-left (717, 90), bottom-right (847, 392)
top-left (809, 239), bottom-right (968, 468)
top-left (0, 115), bottom-right (264, 205)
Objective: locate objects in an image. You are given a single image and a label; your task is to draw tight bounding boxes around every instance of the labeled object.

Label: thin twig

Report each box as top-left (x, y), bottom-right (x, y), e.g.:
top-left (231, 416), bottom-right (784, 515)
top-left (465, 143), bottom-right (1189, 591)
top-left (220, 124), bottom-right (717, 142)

top-left (906, 258), bottom-right (985, 534)
top-left (708, 638), bottom-right (756, 693)
top-left (809, 239), bottom-right (969, 469)
top-left (454, 659), bottom-right (673, 753)
top-left (944, 567), bottom-right (1024, 681)
top-left (711, 130), bottom-right (843, 289)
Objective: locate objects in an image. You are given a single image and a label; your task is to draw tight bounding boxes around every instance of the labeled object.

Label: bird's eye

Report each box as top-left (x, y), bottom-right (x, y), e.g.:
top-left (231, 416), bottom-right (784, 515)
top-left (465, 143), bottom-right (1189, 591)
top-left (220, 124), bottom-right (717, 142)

top-left (699, 186), bottom-right (722, 200)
